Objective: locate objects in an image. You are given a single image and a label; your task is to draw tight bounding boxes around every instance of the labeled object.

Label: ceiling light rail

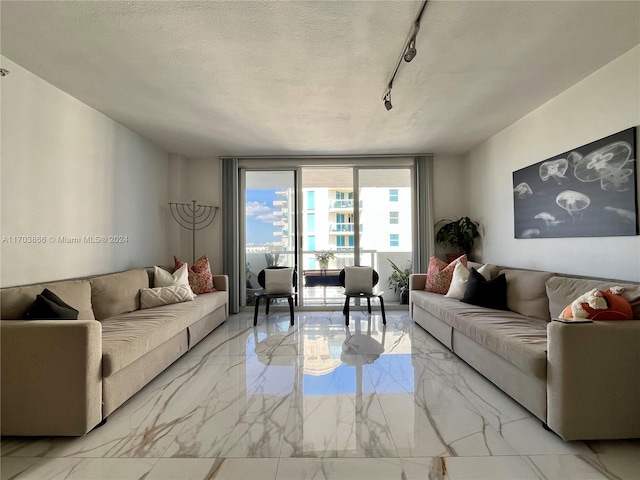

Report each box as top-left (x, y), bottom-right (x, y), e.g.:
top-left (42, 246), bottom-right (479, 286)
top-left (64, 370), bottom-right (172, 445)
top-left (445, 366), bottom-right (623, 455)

top-left (382, 0), bottom-right (428, 110)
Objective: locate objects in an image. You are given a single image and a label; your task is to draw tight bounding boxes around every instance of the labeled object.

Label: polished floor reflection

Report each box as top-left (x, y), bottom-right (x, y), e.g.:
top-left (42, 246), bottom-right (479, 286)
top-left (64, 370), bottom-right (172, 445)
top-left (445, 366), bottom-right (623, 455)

top-left (2, 312), bottom-right (639, 479)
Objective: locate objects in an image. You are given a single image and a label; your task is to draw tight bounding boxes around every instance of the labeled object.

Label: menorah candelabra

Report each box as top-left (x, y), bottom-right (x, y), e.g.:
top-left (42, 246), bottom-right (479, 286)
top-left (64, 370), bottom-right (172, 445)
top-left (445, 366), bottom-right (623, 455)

top-left (168, 200), bottom-right (218, 264)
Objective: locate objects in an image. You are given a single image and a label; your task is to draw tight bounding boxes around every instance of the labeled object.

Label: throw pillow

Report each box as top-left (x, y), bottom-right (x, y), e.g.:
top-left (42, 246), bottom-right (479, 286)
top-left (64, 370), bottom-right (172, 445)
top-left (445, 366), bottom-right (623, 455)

top-left (344, 266), bottom-right (373, 295)
top-left (461, 268), bottom-right (508, 310)
top-left (140, 285), bottom-right (195, 309)
top-left (476, 263), bottom-right (492, 281)
top-left (154, 264), bottom-right (193, 293)
top-left (445, 262), bottom-right (470, 299)
top-left (264, 267), bottom-right (294, 294)
top-left (174, 255), bottom-right (216, 294)
top-left (22, 289), bottom-right (79, 320)
top-left (560, 287), bottom-right (633, 321)
top-left (425, 255), bottom-right (467, 294)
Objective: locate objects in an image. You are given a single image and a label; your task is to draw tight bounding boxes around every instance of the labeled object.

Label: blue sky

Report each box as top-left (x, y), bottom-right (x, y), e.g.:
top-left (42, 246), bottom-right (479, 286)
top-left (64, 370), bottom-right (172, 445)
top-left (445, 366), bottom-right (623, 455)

top-left (246, 189), bottom-right (278, 245)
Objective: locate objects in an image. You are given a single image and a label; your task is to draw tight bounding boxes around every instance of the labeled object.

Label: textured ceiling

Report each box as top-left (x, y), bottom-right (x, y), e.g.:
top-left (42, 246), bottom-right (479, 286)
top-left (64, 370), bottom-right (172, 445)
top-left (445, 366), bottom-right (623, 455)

top-left (2, 1), bottom-right (639, 157)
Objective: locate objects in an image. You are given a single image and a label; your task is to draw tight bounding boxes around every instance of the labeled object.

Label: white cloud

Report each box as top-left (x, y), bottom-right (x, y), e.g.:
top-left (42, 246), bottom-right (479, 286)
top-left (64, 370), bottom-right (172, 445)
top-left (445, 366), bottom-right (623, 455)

top-left (246, 201), bottom-right (277, 224)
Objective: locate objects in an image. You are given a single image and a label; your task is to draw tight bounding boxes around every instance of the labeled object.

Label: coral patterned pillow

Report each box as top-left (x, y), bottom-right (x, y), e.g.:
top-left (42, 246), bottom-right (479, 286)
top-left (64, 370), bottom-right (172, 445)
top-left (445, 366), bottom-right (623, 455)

top-left (174, 255), bottom-right (216, 294)
top-left (425, 255), bottom-right (468, 294)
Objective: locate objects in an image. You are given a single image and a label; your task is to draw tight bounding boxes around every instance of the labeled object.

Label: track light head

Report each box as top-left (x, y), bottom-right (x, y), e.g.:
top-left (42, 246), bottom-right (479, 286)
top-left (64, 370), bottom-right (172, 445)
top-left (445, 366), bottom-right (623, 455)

top-left (383, 90), bottom-right (393, 111)
top-left (404, 37), bottom-right (417, 62)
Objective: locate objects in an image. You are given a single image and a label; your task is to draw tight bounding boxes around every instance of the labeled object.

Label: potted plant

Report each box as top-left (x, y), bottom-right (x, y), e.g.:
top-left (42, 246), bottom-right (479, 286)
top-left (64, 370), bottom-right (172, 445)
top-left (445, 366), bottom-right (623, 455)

top-left (435, 217), bottom-right (480, 262)
top-left (387, 258), bottom-right (412, 305)
top-left (314, 250), bottom-right (335, 270)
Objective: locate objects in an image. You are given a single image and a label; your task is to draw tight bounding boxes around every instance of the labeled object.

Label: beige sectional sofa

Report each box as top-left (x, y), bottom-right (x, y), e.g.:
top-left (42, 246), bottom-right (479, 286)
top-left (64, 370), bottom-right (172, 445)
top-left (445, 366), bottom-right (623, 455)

top-left (409, 262), bottom-right (640, 441)
top-left (0, 267), bottom-right (229, 436)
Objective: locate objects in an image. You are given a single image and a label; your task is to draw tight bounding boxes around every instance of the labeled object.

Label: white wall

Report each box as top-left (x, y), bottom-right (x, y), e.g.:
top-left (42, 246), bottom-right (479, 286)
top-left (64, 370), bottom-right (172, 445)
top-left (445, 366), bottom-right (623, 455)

top-left (466, 46), bottom-right (640, 281)
top-left (171, 157), bottom-right (223, 274)
top-left (1, 57), bottom-right (171, 287)
top-left (432, 155), bottom-right (469, 258)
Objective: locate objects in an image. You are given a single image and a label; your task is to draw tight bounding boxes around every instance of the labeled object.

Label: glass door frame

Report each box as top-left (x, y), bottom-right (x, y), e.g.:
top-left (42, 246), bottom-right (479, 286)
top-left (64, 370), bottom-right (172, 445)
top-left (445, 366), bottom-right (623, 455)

top-left (240, 167), bottom-right (299, 307)
top-left (238, 158), bottom-right (419, 310)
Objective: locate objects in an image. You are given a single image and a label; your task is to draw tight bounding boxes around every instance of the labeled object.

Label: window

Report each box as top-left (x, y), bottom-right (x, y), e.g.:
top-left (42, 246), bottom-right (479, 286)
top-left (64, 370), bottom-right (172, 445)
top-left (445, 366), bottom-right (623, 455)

top-left (307, 191), bottom-right (315, 210)
top-left (307, 213), bottom-right (315, 232)
top-left (307, 235), bottom-right (315, 251)
top-left (337, 235), bottom-right (348, 247)
top-left (389, 212), bottom-right (399, 224)
top-left (389, 189), bottom-right (399, 202)
top-left (335, 191), bottom-right (345, 200)
top-left (390, 234), bottom-right (399, 247)
top-left (336, 213), bottom-right (345, 223)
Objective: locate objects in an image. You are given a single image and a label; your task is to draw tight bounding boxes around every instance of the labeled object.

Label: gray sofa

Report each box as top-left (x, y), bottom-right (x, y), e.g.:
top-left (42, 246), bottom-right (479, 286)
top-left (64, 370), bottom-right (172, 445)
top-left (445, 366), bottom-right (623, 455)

top-left (0, 267), bottom-right (229, 436)
top-left (409, 261), bottom-right (640, 441)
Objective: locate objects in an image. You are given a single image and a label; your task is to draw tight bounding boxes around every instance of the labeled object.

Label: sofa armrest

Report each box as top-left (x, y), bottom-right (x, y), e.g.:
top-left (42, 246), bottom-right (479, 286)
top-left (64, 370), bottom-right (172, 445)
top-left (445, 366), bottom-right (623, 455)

top-left (410, 274), bottom-right (427, 291)
top-left (213, 275), bottom-right (228, 292)
top-left (547, 320), bottom-right (640, 440)
top-left (1, 320), bottom-right (103, 436)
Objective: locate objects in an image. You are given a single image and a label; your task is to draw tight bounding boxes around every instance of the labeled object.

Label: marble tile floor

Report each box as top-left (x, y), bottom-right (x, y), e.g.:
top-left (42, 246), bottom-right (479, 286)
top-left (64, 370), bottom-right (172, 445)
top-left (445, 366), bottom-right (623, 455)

top-left (2, 311), bottom-right (639, 480)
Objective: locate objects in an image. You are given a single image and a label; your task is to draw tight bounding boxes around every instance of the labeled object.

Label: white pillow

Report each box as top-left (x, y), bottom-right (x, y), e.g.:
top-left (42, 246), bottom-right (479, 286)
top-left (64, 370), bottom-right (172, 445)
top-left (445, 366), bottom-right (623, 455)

top-left (477, 263), bottom-right (492, 281)
top-left (140, 285), bottom-right (195, 309)
top-left (445, 262), bottom-right (470, 299)
top-left (264, 268), bottom-right (294, 294)
top-left (154, 264), bottom-right (193, 294)
top-left (345, 266), bottom-right (373, 295)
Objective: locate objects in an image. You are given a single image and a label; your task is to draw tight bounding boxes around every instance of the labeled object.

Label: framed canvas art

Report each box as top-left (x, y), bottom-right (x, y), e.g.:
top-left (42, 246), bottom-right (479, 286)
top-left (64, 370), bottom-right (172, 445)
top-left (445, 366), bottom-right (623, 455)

top-left (513, 127), bottom-right (638, 239)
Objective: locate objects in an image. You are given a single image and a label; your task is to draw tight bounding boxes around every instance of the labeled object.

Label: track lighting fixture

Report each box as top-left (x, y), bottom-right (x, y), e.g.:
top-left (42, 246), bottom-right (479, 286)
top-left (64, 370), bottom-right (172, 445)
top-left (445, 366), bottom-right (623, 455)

top-left (383, 89), bottom-right (393, 111)
top-left (404, 36), bottom-right (417, 63)
top-left (382, 0), bottom-right (428, 111)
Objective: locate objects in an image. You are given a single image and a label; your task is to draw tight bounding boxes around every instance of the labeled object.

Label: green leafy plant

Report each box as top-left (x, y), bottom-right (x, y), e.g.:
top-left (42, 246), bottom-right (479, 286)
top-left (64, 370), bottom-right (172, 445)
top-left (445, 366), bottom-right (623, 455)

top-left (314, 250), bottom-right (335, 265)
top-left (435, 217), bottom-right (480, 255)
top-left (387, 258), bottom-right (411, 293)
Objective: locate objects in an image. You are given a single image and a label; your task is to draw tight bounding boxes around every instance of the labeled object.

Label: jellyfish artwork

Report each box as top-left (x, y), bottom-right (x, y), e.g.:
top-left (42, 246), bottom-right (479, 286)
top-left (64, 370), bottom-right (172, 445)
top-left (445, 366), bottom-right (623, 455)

top-left (573, 141), bottom-right (633, 191)
top-left (534, 212), bottom-right (563, 227)
top-left (520, 229), bottom-right (541, 238)
top-left (539, 158), bottom-right (569, 184)
top-left (603, 206), bottom-right (636, 224)
top-left (556, 190), bottom-right (590, 221)
top-left (566, 151), bottom-right (583, 167)
top-left (513, 182), bottom-right (533, 199)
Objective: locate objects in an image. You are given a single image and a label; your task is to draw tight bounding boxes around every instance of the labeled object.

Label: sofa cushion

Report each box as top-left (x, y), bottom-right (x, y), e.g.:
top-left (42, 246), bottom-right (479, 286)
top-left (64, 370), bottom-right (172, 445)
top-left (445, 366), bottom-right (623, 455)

top-left (426, 255), bottom-right (467, 294)
top-left (153, 264), bottom-right (192, 294)
top-left (547, 276), bottom-right (640, 319)
top-left (453, 309), bottom-right (548, 379)
top-left (140, 285), bottom-right (195, 309)
top-left (174, 255), bottom-right (216, 294)
top-left (0, 280), bottom-right (94, 320)
top-left (22, 291), bottom-right (79, 320)
top-left (461, 269), bottom-right (508, 310)
top-left (411, 289), bottom-right (548, 378)
top-left (90, 269), bottom-right (149, 320)
top-left (445, 262), bottom-right (470, 299)
top-left (560, 288), bottom-right (633, 321)
top-left (412, 290), bottom-right (483, 327)
top-left (500, 269), bottom-right (553, 320)
top-left (101, 292), bottom-right (227, 375)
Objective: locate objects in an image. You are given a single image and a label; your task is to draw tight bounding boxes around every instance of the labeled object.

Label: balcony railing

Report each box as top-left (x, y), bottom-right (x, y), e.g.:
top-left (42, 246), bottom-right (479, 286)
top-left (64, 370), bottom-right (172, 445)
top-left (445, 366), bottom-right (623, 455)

top-left (329, 200), bottom-right (353, 209)
top-left (330, 222), bottom-right (354, 232)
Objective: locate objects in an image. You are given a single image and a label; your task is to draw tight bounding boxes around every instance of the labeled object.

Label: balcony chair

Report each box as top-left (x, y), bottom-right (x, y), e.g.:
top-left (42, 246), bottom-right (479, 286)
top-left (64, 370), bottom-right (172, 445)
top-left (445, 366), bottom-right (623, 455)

top-left (339, 266), bottom-right (386, 326)
top-left (253, 266), bottom-right (296, 326)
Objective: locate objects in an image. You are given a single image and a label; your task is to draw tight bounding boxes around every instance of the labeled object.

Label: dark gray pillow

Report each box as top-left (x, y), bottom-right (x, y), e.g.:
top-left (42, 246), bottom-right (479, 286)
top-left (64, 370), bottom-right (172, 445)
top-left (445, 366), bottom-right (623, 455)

top-left (461, 268), bottom-right (508, 311)
top-left (22, 289), bottom-right (79, 320)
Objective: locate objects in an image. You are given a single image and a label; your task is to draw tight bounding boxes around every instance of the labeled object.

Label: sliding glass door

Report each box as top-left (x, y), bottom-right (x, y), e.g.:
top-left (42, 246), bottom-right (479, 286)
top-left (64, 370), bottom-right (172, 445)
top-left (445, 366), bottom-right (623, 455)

top-left (242, 170), bottom-right (297, 306)
top-left (240, 163), bottom-right (414, 308)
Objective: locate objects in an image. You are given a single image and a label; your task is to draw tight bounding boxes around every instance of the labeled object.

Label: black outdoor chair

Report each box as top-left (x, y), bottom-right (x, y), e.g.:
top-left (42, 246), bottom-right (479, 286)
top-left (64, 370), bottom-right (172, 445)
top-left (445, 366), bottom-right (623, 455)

top-left (253, 266), bottom-right (297, 326)
top-left (339, 266), bottom-right (386, 326)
